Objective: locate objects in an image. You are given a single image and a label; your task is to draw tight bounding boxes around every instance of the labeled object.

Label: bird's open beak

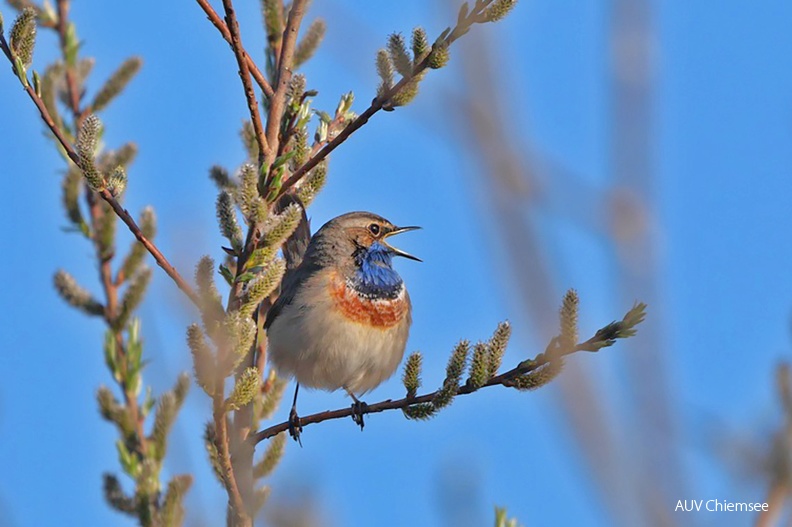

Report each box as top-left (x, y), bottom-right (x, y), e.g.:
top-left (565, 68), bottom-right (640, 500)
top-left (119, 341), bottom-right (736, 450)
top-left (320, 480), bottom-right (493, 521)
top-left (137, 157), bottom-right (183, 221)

top-left (383, 226), bottom-right (422, 262)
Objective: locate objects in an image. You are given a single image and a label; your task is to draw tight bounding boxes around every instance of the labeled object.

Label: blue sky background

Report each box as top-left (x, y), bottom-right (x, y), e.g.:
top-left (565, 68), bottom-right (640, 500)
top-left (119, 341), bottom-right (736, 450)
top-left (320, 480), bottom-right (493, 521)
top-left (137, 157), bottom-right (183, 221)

top-left (2, 1), bottom-right (792, 526)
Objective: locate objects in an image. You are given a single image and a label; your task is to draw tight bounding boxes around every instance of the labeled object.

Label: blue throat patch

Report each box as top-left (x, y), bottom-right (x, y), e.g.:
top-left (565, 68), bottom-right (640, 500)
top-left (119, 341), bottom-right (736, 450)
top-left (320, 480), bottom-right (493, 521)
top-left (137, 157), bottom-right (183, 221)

top-left (350, 242), bottom-right (404, 299)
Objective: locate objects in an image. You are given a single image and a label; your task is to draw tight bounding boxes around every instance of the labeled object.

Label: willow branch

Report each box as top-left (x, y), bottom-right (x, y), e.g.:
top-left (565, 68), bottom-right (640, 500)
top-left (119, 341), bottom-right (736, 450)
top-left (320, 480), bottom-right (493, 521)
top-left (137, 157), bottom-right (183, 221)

top-left (276, 97), bottom-right (384, 199)
top-left (86, 190), bottom-right (149, 455)
top-left (0, 35), bottom-right (202, 309)
top-left (220, 0), bottom-right (270, 166)
top-left (213, 394), bottom-right (248, 523)
top-left (251, 338), bottom-right (605, 445)
top-left (276, 5), bottom-right (476, 199)
top-left (264, 0), bottom-right (308, 163)
top-left (194, 0), bottom-right (275, 99)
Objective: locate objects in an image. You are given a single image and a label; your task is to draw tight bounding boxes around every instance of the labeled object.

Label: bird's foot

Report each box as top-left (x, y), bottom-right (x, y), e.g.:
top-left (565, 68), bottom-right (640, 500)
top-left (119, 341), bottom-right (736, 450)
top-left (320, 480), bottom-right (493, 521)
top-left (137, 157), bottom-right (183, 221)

top-left (288, 407), bottom-right (303, 446)
top-left (350, 400), bottom-right (368, 430)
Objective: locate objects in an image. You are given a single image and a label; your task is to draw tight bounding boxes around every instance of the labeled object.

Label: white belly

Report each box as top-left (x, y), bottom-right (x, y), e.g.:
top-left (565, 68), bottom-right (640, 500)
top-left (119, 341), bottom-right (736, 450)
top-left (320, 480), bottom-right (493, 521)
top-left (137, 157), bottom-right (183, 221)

top-left (267, 274), bottom-right (411, 394)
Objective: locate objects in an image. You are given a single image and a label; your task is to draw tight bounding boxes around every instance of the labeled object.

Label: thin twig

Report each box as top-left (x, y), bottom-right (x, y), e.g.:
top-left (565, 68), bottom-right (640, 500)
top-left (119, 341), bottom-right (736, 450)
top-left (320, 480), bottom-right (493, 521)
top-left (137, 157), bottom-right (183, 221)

top-left (87, 190), bottom-right (149, 455)
top-left (220, 0), bottom-right (270, 166)
top-left (55, 0), bottom-right (80, 115)
top-left (194, 0), bottom-right (275, 99)
top-left (264, 0), bottom-right (308, 164)
top-left (250, 342), bottom-right (589, 445)
top-left (0, 35), bottom-right (202, 309)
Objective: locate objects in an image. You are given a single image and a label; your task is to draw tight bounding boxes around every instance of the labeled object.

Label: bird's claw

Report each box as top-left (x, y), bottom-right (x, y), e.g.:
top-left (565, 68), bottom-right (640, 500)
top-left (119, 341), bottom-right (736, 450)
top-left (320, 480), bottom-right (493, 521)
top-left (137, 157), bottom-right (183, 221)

top-left (288, 407), bottom-right (303, 446)
top-left (351, 400), bottom-right (368, 430)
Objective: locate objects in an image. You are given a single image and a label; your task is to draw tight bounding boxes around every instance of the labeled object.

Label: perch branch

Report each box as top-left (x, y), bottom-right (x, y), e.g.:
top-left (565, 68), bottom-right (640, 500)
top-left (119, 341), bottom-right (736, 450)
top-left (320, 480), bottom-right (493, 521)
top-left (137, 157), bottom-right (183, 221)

top-left (251, 335), bottom-right (614, 445)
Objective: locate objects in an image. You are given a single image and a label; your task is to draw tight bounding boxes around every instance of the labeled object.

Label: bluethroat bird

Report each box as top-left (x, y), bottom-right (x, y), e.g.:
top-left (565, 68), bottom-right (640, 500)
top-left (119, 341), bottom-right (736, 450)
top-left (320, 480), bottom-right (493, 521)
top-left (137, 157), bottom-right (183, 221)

top-left (265, 211), bottom-right (420, 441)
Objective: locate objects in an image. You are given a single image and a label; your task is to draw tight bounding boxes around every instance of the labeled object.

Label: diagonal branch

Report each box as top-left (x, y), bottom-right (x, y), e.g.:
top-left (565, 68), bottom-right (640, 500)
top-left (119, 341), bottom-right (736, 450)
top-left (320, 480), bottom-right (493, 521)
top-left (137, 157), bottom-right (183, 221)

top-left (220, 0), bottom-right (270, 166)
top-left (276, 94), bottom-right (389, 199)
top-left (0, 34), bottom-right (202, 309)
top-left (275, 4), bottom-right (478, 200)
top-left (194, 0), bottom-right (275, 99)
top-left (250, 335), bottom-right (622, 445)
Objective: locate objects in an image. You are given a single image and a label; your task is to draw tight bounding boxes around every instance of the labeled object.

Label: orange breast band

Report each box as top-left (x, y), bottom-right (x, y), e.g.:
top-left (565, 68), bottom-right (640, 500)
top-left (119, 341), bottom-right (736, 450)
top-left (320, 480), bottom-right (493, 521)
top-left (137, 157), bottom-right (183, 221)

top-left (329, 274), bottom-right (408, 328)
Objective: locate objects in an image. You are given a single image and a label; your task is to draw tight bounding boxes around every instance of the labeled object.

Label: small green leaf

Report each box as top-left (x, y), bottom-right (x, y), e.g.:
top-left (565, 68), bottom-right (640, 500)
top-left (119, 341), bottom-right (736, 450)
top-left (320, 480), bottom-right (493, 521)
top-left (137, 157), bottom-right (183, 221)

top-left (272, 150), bottom-right (296, 170)
top-left (264, 167), bottom-right (284, 203)
top-left (32, 69), bottom-right (41, 96)
top-left (234, 271), bottom-right (256, 284)
top-left (115, 440), bottom-right (139, 478)
top-left (13, 55), bottom-right (28, 86)
top-left (103, 331), bottom-right (122, 383)
top-left (219, 264), bottom-right (234, 286)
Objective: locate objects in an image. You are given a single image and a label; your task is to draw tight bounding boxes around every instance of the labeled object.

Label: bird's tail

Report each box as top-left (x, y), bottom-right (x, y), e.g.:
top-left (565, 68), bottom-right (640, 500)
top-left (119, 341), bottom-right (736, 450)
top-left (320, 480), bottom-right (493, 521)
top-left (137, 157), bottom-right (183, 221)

top-left (275, 193), bottom-right (311, 270)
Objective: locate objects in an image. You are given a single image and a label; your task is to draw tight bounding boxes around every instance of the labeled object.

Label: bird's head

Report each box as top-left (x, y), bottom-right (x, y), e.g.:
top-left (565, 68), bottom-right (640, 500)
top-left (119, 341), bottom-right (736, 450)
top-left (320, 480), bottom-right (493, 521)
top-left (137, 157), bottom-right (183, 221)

top-left (310, 211), bottom-right (420, 274)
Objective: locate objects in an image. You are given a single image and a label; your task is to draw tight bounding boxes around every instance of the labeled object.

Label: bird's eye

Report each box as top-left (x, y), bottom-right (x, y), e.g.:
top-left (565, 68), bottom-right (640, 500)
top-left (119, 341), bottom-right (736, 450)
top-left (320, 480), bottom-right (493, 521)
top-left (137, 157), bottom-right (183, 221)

top-left (368, 223), bottom-right (381, 236)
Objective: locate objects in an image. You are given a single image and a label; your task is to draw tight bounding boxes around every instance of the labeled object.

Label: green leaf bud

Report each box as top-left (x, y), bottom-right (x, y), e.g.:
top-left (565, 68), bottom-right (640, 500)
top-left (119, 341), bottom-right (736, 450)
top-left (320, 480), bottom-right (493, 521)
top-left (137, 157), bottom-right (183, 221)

top-left (119, 206), bottom-right (156, 283)
top-left (428, 40), bottom-right (450, 69)
top-left (209, 164), bottom-right (234, 190)
top-left (115, 268), bottom-right (152, 330)
top-left (432, 340), bottom-right (469, 409)
top-left (161, 474), bottom-right (192, 526)
top-left (487, 321), bottom-right (511, 377)
top-left (403, 402), bottom-right (436, 420)
top-left (239, 259), bottom-right (286, 318)
top-left (387, 33), bottom-right (412, 77)
top-left (411, 27), bottom-right (430, 62)
top-left (507, 360), bottom-right (564, 391)
top-left (559, 289), bottom-right (579, 350)
top-left (484, 0), bottom-right (518, 23)
top-left (9, 7), bottom-right (36, 68)
top-left (76, 114), bottom-right (105, 190)
top-left (295, 161), bottom-right (327, 207)
top-left (402, 351), bottom-right (423, 397)
top-left (256, 370), bottom-right (286, 421)
top-left (53, 269), bottom-right (104, 316)
top-left (375, 48), bottom-right (394, 97)
top-left (253, 432), bottom-right (286, 479)
top-left (467, 342), bottom-right (489, 389)
top-left (61, 168), bottom-right (89, 236)
top-left (263, 203), bottom-right (302, 248)
top-left (91, 56), bottom-right (142, 113)
top-left (227, 367), bottom-right (261, 410)
top-left (106, 166), bottom-right (127, 198)
top-left (216, 191), bottom-right (244, 252)
top-left (187, 324), bottom-right (215, 394)
top-left (294, 19), bottom-right (325, 69)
